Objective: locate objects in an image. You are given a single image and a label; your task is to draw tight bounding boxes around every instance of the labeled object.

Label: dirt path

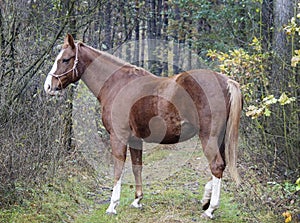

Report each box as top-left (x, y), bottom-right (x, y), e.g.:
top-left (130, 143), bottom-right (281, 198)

top-left (122, 137), bottom-right (210, 186)
top-left (76, 137), bottom-right (246, 223)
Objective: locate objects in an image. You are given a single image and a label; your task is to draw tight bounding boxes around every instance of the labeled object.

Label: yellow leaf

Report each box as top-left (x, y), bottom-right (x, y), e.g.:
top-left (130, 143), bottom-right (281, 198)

top-left (278, 93), bottom-right (296, 105)
top-left (262, 95), bottom-right (277, 105)
top-left (264, 108), bottom-right (271, 116)
top-left (291, 55), bottom-right (300, 67)
top-left (296, 177), bottom-right (300, 185)
top-left (296, 177), bottom-right (300, 191)
top-left (252, 36), bottom-right (258, 43)
top-left (285, 216), bottom-right (292, 223)
top-left (282, 211), bottom-right (292, 223)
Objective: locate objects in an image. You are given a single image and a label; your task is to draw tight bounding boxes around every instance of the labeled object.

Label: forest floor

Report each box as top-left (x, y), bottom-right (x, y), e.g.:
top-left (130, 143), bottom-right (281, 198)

top-left (0, 138), bottom-right (283, 223)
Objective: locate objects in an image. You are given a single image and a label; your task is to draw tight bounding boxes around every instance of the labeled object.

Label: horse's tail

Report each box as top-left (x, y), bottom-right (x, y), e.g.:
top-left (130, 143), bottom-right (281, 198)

top-left (225, 79), bottom-right (242, 186)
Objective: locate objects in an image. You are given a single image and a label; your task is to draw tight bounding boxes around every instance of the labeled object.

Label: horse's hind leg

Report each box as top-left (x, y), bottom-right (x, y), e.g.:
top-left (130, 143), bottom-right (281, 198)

top-left (201, 138), bottom-right (225, 219)
top-left (129, 138), bottom-right (143, 208)
top-left (201, 179), bottom-right (212, 210)
top-left (202, 175), bottom-right (222, 219)
top-left (106, 134), bottom-right (127, 215)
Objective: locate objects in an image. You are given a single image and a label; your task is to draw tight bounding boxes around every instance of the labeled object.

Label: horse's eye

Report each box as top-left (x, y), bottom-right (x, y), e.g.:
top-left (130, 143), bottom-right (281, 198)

top-left (62, 58), bottom-right (71, 63)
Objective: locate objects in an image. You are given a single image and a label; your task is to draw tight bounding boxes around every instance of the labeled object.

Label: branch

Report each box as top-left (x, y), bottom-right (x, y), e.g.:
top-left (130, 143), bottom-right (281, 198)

top-left (10, 1), bottom-right (76, 104)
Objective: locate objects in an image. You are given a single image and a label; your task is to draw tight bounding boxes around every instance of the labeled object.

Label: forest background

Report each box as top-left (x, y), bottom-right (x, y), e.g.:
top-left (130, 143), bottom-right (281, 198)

top-left (0, 0), bottom-right (299, 222)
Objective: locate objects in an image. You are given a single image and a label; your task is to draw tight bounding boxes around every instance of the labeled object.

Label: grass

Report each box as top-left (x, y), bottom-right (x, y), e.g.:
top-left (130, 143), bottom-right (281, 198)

top-left (0, 167), bottom-right (96, 223)
top-left (0, 140), bottom-right (282, 223)
top-left (75, 166), bottom-right (246, 223)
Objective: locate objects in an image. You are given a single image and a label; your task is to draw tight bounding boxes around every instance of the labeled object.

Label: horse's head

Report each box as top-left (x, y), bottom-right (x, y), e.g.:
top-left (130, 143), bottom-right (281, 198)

top-left (44, 34), bottom-right (80, 95)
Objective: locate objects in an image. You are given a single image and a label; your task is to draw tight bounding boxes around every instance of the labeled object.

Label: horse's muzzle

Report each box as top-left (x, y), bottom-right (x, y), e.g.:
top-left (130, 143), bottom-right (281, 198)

top-left (44, 74), bottom-right (62, 96)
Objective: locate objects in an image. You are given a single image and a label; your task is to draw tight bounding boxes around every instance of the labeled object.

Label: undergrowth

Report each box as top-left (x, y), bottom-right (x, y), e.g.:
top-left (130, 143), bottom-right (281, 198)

top-left (1, 146), bottom-right (296, 223)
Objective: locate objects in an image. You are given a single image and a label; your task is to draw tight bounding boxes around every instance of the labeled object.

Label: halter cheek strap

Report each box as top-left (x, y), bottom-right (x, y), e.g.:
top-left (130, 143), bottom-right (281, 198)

top-left (50, 43), bottom-right (79, 79)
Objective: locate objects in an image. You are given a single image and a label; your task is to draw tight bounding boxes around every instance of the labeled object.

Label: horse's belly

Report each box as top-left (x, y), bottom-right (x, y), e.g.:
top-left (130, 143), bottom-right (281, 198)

top-left (133, 115), bottom-right (198, 144)
top-left (129, 93), bottom-right (198, 144)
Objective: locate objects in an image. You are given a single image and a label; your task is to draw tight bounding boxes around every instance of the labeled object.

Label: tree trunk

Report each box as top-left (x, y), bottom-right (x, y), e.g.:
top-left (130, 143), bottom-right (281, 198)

top-left (162, 0), bottom-right (169, 76)
top-left (172, 2), bottom-right (180, 74)
top-left (62, 0), bottom-right (76, 151)
top-left (271, 0), bottom-right (295, 170)
top-left (147, 0), bottom-right (156, 73)
top-left (122, 1), bottom-right (132, 62)
top-left (262, 0), bottom-right (273, 50)
top-left (156, 0), bottom-right (162, 38)
top-left (187, 17), bottom-right (192, 71)
top-left (0, 6), bottom-right (4, 53)
top-left (104, 2), bottom-right (112, 49)
top-left (272, 0), bottom-right (293, 92)
top-left (141, 18), bottom-right (146, 68)
top-left (134, 0), bottom-right (140, 66)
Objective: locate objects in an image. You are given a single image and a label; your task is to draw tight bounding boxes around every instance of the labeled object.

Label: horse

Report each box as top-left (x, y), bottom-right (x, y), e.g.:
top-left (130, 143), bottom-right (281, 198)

top-left (44, 34), bottom-right (242, 219)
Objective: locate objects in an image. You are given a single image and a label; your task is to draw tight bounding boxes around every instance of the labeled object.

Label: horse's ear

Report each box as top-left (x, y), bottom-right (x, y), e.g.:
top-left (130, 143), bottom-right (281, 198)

top-left (64, 33), bottom-right (75, 49)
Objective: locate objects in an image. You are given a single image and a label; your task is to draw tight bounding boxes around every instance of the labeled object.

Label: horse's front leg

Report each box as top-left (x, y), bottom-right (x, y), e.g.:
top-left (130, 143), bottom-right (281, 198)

top-left (106, 134), bottom-right (127, 215)
top-left (129, 138), bottom-right (143, 209)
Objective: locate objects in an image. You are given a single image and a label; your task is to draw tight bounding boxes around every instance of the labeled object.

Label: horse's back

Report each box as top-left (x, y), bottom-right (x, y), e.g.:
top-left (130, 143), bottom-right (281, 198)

top-left (174, 69), bottom-right (229, 97)
top-left (174, 69), bottom-right (230, 110)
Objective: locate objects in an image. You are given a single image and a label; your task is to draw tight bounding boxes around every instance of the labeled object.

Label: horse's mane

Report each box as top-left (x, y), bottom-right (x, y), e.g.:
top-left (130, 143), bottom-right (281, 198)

top-left (79, 42), bottom-right (156, 78)
top-left (80, 42), bottom-right (131, 68)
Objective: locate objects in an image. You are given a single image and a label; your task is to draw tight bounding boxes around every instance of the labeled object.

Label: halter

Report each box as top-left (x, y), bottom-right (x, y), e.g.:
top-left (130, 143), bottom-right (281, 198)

top-left (50, 43), bottom-right (79, 79)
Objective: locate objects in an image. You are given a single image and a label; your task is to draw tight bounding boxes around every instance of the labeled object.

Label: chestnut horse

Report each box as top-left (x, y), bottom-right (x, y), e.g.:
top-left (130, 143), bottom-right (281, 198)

top-left (44, 34), bottom-right (242, 219)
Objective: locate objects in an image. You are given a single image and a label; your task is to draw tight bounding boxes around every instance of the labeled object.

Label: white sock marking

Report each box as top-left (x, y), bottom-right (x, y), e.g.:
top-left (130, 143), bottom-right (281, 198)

top-left (203, 176), bottom-right (221, 219)
top-left (131, 196), bottom-right (143, 209)
top-left (201, 179), bottom-right (212, 205)
top-left (106, 179), bottom-right (122, 214)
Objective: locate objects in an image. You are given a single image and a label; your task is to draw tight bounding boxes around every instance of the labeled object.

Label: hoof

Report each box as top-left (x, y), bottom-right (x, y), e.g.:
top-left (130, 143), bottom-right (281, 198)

top-left (131, 198), bottom-right (143, 209)
top-left (131, 196), bottom-right (143, 209)
top-left (106, 210), bottom-right (117, 215)
top-left (201, 199), bottom-right (210, 210)
top-left (106, 206), bottom-right (117, 215)
top-left (201, 211), bottom-right (214, 219)
top-left (130, 203), bottom-right (143, 209)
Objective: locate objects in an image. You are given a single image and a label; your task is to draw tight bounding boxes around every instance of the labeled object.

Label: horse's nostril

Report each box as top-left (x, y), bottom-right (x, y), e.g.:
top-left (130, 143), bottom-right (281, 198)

top-left (54, 86), bottom-right (60, 91)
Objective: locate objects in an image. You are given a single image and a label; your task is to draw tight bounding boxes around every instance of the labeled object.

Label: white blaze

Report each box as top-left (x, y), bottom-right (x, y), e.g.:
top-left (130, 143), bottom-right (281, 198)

top-left (44, 75), bottom-right (53, 93)
top-left (49, 49), bottom-right (64, 75)
top-left (44, 49), bottom-right (65, 94)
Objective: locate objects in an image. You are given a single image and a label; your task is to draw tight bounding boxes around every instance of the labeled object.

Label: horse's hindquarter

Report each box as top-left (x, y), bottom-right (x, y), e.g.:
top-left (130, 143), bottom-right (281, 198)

top-left (174, 70), bottom-right (230, 141)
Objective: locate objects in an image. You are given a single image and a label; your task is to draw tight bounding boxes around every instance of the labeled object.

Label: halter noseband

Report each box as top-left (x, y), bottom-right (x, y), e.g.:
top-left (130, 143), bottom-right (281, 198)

top-left (50, 43), bottom-right (79, 79)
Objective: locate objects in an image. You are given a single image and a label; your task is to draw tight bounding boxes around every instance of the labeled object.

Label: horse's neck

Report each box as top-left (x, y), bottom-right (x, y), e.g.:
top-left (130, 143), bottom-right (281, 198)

top-left (80, 45), bottom-right (137, 98)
